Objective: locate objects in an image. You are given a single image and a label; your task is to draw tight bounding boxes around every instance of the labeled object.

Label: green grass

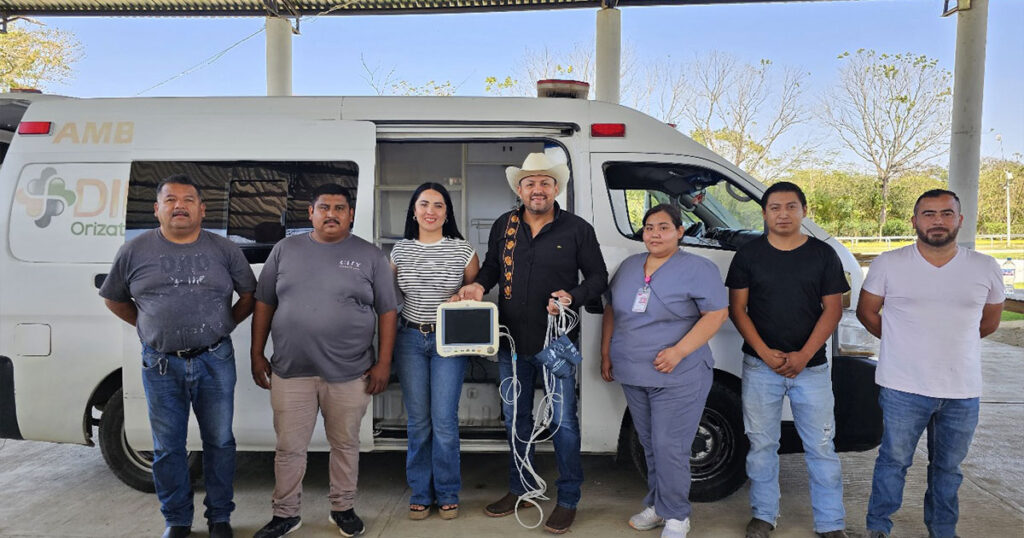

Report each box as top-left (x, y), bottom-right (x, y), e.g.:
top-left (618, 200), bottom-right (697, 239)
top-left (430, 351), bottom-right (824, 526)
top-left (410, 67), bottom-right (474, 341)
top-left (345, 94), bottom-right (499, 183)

top-left (1003, 311), bottom-right (1024, 322)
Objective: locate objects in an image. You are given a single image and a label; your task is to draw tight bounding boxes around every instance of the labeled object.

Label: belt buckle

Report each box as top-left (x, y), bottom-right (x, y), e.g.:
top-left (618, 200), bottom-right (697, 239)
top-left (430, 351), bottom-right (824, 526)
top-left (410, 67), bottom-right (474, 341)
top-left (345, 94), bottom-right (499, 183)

top-left (175, 349), bottom-right (190, 358)
top-left (419, 323), bottom-right (432, 335)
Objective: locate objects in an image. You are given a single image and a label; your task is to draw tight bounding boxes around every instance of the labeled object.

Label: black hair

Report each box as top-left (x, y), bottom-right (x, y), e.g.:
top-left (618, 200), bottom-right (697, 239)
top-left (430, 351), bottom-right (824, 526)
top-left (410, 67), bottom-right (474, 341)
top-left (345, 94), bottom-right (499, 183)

top-left (641, 203), bottom-right (684, 228)
top-left (761, 181), bottom-right (807, 209)
top-left (403, 182), bottom-right (465, 240)
top-left (310, 183), bottom-right (353, 207)
top-left (913, 189), bottom-right (961, 214)
top-left (156, 174), bottom-right (201, 201)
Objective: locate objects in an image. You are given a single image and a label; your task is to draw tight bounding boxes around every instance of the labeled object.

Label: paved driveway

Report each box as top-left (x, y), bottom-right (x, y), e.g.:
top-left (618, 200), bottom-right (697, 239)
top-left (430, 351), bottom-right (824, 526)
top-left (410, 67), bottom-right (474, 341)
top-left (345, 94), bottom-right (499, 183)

top-left (1, 340), bottom-right (1021, 538)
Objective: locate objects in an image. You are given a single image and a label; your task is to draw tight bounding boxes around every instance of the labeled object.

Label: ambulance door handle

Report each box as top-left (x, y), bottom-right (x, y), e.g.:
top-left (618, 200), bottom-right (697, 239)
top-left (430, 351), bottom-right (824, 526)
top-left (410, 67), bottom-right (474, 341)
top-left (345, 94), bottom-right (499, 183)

top-left (94, 274), bottom-right (107, 289)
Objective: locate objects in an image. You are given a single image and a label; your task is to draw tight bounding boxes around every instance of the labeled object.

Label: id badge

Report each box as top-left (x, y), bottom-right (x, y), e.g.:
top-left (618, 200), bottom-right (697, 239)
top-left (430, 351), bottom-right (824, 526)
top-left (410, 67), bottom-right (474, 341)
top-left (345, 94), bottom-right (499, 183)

top-left (632, 286), bottom-right (651, 313)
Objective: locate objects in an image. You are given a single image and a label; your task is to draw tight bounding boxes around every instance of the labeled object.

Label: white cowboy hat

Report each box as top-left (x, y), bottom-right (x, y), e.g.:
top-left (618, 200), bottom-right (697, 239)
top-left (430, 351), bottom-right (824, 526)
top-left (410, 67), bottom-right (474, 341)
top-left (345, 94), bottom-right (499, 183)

top-left (506, 152), bottom-right (570, 193)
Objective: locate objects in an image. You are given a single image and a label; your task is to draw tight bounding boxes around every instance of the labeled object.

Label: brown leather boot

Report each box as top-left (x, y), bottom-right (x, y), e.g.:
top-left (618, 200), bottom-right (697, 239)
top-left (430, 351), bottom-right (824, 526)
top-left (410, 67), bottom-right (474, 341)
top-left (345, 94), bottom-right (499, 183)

top-left (543, 505), bottom-right (577, 534)
top-left (483, 492), bottom-right (534, 517)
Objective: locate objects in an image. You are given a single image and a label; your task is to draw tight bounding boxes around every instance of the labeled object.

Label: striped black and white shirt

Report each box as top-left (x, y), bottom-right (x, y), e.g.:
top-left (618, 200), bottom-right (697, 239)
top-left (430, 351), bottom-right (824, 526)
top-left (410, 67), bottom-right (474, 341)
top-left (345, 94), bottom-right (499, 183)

top-left (390, 237), bottom-right (476, 325)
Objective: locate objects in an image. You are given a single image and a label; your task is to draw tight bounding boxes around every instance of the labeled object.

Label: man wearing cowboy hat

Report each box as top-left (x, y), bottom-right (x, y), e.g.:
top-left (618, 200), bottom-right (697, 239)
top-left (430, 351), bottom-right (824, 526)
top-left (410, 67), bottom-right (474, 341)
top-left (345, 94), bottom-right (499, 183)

top-left (457, 151), bottom-right (608, 534)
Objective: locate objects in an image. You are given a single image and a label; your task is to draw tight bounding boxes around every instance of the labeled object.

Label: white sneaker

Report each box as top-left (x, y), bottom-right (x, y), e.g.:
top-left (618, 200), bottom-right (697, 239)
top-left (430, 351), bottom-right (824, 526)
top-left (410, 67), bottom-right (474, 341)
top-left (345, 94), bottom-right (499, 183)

top-left (660, 518), bottom-right (690, 538)
top-left (628, 506), bottom-right (665, 531)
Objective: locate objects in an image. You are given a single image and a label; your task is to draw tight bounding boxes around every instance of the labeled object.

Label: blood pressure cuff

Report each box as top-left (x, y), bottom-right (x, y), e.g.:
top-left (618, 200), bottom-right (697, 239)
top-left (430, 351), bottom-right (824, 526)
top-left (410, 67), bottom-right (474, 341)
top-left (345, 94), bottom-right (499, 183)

top-left (534, 335), bottom-right (582, 379)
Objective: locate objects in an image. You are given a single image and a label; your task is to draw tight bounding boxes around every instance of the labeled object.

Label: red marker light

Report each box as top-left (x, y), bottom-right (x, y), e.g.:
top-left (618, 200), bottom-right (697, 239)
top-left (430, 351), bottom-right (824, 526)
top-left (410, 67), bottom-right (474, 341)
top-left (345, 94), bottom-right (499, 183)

top-left (591, 123), bottom-right (626, 137)
top-left (18, 121), bottom-right (52, 135)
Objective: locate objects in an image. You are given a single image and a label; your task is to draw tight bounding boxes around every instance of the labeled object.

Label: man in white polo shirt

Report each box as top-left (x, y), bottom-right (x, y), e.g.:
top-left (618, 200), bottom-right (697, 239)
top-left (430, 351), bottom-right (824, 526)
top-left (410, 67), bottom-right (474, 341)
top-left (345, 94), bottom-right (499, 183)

top-left (856, 189), bottom-right (1004, 538)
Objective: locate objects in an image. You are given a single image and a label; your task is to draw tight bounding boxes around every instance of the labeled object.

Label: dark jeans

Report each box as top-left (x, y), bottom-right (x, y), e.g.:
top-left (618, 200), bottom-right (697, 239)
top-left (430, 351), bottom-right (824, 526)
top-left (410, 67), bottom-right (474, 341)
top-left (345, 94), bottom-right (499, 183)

top-left (497, 348), bottom-right (582, 509)
top-left (141, 338), bottom-right (237, 527)
top-left (866, 387), bottom-right (979, 538)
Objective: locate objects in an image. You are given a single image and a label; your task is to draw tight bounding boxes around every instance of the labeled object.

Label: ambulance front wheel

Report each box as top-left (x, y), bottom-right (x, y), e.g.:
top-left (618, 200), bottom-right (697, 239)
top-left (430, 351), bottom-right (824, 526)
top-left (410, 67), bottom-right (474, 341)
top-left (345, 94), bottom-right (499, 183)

top-left (629, 380), bottom-right (748, 502)
top-left (98, 388), bottom-right (201, 493)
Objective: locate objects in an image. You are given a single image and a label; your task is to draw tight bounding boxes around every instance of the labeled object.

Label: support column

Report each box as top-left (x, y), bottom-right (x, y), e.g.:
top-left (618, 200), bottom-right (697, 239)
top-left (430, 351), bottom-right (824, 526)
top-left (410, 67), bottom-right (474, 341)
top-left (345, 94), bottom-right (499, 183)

top-left (948, 0), bottom-right (989, 249)
top-left (266, 16), bottom-right (293, 96)
top-left (595, 5), bottom-right (621, 104)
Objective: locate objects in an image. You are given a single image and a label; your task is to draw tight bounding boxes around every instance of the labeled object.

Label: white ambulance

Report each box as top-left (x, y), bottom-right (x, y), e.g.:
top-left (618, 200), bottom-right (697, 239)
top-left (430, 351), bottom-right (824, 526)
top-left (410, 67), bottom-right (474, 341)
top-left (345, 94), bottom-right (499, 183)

top-left (0, 89), bottom-right (881, 502)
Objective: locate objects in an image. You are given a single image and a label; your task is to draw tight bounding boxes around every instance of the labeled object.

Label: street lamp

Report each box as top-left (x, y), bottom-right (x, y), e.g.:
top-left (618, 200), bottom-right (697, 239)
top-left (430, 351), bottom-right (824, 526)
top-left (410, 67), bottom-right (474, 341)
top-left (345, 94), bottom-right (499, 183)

top-left (1005, 169), bottom-right (1014, 247)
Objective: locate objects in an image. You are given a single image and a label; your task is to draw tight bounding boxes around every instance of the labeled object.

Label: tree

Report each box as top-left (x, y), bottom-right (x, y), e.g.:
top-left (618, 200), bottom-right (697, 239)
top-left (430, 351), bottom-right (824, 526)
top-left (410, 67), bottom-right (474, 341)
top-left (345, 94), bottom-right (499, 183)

top-left (484, 43), bottom-right (639, 103)
top-left (0, 19), bottom-right (81, 92)
top-left (821, 49), bottom-right (952, 236)
top-left (978, 157), bottom-right (1024, 235)
top-left (782, 167), bottom-right (881, 236)
top-left (671, 52), bottom-right (814, 182)
top-left (487, 48), bottom-right (813, 182)
top-left (360, 55), bottom-right (457, 96)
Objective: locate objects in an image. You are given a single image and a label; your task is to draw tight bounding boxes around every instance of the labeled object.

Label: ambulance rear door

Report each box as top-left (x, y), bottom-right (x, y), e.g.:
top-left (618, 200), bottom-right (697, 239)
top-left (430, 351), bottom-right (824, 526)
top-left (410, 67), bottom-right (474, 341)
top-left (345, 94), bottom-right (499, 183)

top-left (118, 103), bottom-right (379, 452)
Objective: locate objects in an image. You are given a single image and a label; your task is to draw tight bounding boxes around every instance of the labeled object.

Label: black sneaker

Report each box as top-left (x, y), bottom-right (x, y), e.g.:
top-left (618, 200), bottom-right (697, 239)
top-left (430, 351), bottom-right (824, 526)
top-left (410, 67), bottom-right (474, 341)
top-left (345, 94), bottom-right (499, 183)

top-left (161, 526), bottom-right (190, 538)
top-left (208, 521), bottom-right (233, 538)
top-left (329, 509), bottom-right (365, 537)
top-left (253, 516), bottom-right (301, 538)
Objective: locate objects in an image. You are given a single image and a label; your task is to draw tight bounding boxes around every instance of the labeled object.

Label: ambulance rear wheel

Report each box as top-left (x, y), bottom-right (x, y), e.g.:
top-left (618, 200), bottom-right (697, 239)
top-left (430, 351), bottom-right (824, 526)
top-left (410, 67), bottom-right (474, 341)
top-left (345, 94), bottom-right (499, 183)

top-left (629, 380), bottom-right (748, 502)
top-left (98, 388), bottom-right (201, 493)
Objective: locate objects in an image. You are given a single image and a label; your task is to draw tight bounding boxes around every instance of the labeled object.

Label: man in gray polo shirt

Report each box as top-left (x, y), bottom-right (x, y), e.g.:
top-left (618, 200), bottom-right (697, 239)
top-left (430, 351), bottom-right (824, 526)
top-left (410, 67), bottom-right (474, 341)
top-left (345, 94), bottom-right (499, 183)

top-left (100, 174), bottom-right (256, 538)
top-left (251, 183), bottom-right (397, 538)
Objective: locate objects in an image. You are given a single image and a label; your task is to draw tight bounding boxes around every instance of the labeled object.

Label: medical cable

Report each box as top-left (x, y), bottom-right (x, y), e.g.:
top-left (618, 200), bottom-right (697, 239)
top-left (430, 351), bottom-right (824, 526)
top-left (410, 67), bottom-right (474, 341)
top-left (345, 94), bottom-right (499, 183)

top-left (498, 302), bottom-right (580, 529)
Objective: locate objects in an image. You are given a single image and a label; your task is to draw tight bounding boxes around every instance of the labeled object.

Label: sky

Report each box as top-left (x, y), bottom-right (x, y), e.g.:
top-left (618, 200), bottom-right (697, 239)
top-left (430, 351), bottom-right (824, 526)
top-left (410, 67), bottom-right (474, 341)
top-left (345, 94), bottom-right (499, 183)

top-left (31, 0), bottom-right (1024, 163)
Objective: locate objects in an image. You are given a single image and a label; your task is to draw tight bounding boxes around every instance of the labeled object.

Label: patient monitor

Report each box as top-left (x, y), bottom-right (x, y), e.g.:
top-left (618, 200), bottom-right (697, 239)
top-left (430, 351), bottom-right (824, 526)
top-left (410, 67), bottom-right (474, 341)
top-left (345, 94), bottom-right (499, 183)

top-left (435, 300), bottom-right (499, 357)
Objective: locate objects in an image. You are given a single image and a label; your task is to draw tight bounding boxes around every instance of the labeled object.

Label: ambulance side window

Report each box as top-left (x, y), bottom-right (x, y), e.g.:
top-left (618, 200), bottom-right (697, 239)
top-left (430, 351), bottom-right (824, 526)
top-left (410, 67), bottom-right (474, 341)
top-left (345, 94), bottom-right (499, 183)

top-left (228, 180), bottom-right (287, 263)
top-left (0, 98), bottom-right (28, 172)
top-left (603, 161), bottom-right (764, 251)
top-left (127, 161), bottom-right (358, 263)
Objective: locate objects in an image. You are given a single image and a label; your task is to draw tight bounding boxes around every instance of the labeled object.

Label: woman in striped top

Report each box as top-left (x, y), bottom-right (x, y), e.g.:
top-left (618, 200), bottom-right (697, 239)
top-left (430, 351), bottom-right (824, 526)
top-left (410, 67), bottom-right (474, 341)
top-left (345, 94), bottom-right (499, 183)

top-left (390, 182), bottom-right (479, 521)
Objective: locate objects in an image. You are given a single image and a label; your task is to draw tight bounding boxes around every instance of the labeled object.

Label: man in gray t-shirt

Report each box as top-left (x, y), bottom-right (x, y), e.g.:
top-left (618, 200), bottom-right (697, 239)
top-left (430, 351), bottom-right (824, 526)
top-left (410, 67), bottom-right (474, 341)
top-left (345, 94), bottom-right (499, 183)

top-left (250, 184), bottom-right (397, 538)
top-left (100, 174), bottom-right (255, 538)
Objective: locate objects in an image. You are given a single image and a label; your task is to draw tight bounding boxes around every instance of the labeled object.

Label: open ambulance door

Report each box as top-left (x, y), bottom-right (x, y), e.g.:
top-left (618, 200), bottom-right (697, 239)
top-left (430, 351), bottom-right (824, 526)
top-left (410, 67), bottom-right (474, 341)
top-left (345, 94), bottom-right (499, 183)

top-left (119, 116), bottom-right (379, 466)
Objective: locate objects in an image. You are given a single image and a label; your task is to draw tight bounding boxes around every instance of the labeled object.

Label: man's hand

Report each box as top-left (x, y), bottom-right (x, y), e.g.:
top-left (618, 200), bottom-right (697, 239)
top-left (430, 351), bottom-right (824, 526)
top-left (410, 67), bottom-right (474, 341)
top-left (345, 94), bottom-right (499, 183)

top-left (653, 345), bottom-right (686, 374)
top-left (365, 362), bottom-right (391, 395)
top-left (251, 354), bottom-right (272, 390)
top-left (757, 347), bottom-right (787, 370)
top-left (547, 290), bottom-right (572, 315)
top-left (601, 355), bottom-right (614, 382)
top-left (773, 350), bottom-right (812, 378)
top-left (456, 283), bottom-right (484, 301)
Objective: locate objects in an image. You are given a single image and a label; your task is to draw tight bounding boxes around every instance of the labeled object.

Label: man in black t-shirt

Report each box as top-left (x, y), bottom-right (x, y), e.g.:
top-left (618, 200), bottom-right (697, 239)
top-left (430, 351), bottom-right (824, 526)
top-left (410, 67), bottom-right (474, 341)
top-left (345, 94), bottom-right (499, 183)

top-left (725, 182), bottom-right (850, 538)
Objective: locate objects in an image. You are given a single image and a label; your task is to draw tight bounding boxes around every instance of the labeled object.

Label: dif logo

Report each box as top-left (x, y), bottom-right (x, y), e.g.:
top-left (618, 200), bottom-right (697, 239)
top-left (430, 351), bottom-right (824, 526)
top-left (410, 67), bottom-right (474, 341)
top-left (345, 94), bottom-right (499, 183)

top-left (15, 167), bottom-right (125, 230)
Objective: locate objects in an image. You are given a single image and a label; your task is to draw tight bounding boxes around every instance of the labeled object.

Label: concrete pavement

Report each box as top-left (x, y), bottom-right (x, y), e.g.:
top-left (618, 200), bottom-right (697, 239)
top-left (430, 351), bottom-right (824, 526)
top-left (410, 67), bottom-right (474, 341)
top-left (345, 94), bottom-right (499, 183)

top-left (1, 339), bottom-right (1021, 538)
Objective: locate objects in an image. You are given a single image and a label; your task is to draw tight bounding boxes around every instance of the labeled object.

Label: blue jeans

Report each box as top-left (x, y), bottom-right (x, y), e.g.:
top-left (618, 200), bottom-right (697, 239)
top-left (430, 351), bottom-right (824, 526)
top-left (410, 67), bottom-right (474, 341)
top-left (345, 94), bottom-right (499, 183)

top-left (394, 326), bottom-right (467, 506)
top-left (497, 348), bottom-right (583, 509)
top-left (866, 387), bottom-right (979, 538)
top-left (141, 338), bottom-right (237, 527)
top-left (741, 354), bottom-right (845, 532)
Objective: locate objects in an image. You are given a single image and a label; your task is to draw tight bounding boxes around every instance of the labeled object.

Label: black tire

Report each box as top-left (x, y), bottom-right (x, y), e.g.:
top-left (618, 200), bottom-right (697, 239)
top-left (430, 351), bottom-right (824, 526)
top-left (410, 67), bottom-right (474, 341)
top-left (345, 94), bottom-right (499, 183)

top-left (98, 388), bottom-right (201, 493)
top-left (629, 380), bottom-right (748, 502)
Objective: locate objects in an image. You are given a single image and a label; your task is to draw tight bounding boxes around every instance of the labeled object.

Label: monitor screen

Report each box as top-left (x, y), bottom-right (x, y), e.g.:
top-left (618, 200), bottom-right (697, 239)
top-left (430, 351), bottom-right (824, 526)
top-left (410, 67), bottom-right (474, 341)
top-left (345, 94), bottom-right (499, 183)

top-left (442, 308), bottom-right (494, 345)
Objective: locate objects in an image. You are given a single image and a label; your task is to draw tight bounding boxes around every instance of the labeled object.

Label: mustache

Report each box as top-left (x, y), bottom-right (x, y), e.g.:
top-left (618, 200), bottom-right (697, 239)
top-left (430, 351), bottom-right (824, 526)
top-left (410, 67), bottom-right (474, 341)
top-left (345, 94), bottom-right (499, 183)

top-left (172, 210), bottom-right (189, 216)
top-left (324, 218), bottom-right (341, 225)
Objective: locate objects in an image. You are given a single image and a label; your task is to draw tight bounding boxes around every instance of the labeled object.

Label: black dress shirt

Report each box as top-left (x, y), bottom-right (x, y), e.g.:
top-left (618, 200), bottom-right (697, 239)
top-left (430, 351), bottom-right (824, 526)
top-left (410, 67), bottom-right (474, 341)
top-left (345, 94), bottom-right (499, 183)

top-left (476, 203), bottom-right (609, 356)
